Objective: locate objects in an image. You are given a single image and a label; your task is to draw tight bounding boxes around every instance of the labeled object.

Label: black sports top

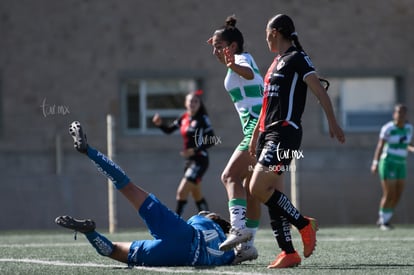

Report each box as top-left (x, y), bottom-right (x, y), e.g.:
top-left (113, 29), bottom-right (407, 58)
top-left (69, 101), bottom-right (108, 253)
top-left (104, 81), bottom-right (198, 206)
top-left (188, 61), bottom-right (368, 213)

top-left (159, 112), bottom-right (216, 156)
top-left (259, 46), bottom-right (316, 132)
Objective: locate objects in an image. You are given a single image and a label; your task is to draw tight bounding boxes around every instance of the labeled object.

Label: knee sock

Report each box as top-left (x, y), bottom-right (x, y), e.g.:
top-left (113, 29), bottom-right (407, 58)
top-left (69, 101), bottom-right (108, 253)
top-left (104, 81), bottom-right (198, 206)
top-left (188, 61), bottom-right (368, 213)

top-left (84, 231), bottom-right (114, 256)
top-left (269, 215), bottom-right (295, 254)
top-left (196, 198), bottom-right (209, 212)
top-left (228, 198), bottom-right (247, 230)
top-left (379, 208), bottom-right (394, 224)
top-left (265, 190), bottom-right (308, 230)
top-left (86, 146), bottom-right (130, 190)
top-left (176, 200), bottom-right (187, 216)
top-left (268, 200), bottom-right (294, 253)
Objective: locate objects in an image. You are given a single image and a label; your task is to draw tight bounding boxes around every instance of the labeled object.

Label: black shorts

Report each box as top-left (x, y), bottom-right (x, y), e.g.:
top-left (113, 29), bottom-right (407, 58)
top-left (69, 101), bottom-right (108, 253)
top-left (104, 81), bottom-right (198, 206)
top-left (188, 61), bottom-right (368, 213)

top-left (256, 123), bottom-right (302, 175)
top-left (184, 154), bottom-right (209, 183)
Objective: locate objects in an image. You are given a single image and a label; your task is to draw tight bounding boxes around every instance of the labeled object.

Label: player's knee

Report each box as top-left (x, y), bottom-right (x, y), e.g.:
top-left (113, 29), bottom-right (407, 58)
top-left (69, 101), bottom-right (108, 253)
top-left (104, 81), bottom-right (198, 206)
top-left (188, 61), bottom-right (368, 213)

top-left (221, 170), bottom-right (229, 184)
top-left (249, 183), bottom-right (271, 203)
top-left (221, 170), bottom-right (240, 186)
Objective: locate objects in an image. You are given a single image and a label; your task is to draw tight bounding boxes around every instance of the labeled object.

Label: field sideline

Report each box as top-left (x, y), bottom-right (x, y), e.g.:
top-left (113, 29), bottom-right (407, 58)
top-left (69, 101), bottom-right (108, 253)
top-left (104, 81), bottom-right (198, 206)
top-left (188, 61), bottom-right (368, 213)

top-left (1, 225), bottom-right (413, 275)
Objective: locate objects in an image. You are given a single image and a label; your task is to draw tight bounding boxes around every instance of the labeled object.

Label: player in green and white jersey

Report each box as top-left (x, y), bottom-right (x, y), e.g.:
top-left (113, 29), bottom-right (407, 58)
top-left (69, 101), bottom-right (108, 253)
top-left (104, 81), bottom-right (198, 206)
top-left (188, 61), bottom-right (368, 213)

top-left (371, 104), bottom-right (414, 230)
top-left (208, 15), bottom-right (263, 264)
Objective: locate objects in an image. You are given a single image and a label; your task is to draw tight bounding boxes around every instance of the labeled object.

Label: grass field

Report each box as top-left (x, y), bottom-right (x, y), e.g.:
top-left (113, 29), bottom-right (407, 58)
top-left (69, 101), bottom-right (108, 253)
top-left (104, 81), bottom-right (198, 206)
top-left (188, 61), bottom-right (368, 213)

top-left (1, 225), bottom-right (413, 275)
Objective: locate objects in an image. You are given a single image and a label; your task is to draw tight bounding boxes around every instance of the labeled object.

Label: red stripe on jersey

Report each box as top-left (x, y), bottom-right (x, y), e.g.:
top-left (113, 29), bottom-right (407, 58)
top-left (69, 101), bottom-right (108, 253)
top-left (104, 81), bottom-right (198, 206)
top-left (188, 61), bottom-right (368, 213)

top-left (180, 112), bottom-right (190, 149)
top-left (259, 57), bottom-right (279, 132)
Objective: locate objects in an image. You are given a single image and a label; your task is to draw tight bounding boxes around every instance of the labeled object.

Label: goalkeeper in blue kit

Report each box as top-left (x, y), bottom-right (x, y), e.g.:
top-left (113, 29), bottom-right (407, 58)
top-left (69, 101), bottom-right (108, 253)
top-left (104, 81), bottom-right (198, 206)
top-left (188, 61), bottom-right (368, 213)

top-left (55, 121), bottom-right (236, 266)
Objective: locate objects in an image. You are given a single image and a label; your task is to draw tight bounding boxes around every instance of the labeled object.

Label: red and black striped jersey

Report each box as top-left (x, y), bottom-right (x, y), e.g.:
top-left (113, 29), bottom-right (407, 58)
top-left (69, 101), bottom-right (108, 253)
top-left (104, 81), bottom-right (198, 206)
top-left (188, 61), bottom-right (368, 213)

top-left (159, 112), bottom-right (216, 155)
top-left (259, 46), bottom-right (316, 132)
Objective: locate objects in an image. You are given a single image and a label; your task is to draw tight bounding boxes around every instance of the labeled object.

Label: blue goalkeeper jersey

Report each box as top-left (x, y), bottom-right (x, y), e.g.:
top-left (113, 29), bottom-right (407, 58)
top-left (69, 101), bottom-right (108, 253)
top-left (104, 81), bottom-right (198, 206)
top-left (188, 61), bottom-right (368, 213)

top-left (127, 194), bottom-right (234, 266)
top-left (187, 215), bottom-right (235, 266)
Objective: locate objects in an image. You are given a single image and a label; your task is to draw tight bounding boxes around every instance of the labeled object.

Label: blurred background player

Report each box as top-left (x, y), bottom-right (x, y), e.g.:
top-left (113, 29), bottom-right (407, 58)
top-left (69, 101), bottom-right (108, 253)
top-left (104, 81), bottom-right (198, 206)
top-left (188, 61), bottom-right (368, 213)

top-left (152, 91), bottom-right (215, 216)
top-left (208, 15), bottom-right (262, 264)
top-left (56, 121), bottom-right (235, 267)
top-left (371, 104), bottom-right (414, 230)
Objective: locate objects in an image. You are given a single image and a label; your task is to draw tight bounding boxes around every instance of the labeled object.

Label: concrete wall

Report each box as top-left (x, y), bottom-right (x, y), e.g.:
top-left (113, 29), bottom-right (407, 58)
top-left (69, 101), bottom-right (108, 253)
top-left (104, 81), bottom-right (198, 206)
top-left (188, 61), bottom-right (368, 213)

top-left (1, 0), bottom-right (414, 230)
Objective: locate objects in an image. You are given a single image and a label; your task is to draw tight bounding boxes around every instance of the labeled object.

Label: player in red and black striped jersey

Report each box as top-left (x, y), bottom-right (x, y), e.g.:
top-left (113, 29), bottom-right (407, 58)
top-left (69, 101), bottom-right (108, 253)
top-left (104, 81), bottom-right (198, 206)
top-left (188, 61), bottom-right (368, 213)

top-left (259, 46), bottom-right (314, 132)
top-left (247, 14), bottom-right (345, 268)
top-left (153, 91), bottom-right (216, 216)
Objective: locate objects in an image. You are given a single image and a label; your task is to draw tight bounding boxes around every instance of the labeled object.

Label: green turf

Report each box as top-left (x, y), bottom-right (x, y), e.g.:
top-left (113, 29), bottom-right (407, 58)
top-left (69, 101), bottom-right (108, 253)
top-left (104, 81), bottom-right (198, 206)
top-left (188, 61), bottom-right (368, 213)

top-left (1, 225), bottom-right (413, 275)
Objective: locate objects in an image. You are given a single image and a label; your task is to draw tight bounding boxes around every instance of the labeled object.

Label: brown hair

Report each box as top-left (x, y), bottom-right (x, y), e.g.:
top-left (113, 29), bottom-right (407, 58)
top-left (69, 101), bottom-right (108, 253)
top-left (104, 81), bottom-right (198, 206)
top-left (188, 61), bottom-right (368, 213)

top-left (268, 14), bottom-right (304, 52)
top-left (213, 15), bottom-right (245, 54)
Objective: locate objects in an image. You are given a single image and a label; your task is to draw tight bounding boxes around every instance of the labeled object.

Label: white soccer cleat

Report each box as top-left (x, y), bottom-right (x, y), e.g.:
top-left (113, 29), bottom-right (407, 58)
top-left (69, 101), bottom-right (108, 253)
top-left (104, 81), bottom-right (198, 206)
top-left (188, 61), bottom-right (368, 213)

top-left (219, 227), bottom-right (253, 251)
top-left (232, 243), bottom-right (258, 264)
top-left (379, 223), bottom-right (393, 231)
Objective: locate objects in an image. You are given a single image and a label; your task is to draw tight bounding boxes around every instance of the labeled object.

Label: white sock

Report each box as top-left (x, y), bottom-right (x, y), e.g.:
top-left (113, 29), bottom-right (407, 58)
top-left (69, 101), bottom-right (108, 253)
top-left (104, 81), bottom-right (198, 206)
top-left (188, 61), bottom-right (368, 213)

top-left (383, 211), bottom-right (393, 224)
top-left (229, 204), bottom-right (247, 230)
top-left (379, 208), bottom-right (393, 224)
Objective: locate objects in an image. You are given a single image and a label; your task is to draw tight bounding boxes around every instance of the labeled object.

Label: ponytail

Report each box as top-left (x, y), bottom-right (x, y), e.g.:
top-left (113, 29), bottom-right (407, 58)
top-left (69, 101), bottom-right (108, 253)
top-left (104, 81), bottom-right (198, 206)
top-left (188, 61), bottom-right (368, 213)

top-left (290, 32), bottom-right (304, 52)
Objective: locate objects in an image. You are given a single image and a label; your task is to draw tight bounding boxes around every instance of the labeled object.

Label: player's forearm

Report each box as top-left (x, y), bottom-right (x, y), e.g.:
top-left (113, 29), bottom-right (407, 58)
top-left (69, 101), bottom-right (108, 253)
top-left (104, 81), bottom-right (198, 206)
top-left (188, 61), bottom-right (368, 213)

top-left (318, 92), bottom-right (337, 125)
top-left (372, 140), bottom-right (384, 164)
top-left (228, 64), bottom-right (254, 80)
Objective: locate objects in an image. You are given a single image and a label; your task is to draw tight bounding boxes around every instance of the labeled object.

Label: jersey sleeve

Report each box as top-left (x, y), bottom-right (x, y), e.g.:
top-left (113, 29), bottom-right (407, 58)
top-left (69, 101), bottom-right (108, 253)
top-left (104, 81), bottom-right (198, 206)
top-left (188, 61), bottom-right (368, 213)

top-left (235, 54), bottom-right (252, 68)
top-left (295, 52), bottom-right (316, 80)
top-left (379, 122), bottom-right (391, 140)
top-left (158, 116), bottom-right (181, 134)
top-left (234, 54), bottom-right (255, 77)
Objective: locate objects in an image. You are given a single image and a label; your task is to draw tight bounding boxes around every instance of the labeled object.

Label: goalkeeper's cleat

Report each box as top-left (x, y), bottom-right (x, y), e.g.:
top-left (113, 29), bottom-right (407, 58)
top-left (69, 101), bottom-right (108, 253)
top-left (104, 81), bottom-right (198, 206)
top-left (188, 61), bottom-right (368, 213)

top-left (219, 227), bottom-right (253, 251)
top-left (267, 251), bottom-right (301, 268)
top-left (69, 121), bottom-right (88, 153)
top-left (55, 215), bottom-right (96, 233)
top-left (299, 216), bottom-right (318, 258)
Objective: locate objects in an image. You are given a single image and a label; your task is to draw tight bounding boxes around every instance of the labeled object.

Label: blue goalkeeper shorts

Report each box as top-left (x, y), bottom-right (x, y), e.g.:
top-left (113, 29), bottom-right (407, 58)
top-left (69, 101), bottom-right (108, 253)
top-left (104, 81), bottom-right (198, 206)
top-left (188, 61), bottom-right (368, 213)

top-left (127, 194), bottom-right (197, 266)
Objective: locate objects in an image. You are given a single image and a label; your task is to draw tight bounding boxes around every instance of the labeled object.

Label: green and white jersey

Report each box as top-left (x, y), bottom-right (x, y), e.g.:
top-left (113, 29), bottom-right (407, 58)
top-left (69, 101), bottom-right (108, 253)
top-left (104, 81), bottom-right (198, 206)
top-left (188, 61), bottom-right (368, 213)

top-left (224, 52), bottom-right (263, 120)
top-left (380, 121), bottom-right (413, 163)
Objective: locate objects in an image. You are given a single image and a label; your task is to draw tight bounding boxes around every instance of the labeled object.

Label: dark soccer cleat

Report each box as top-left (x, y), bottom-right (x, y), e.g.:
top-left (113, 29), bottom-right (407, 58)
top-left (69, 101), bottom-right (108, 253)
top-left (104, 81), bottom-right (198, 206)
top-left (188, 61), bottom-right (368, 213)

top-left (69, 121), bottom-right (88, 153)
top-left (55, 215), bottom-right (96, 233)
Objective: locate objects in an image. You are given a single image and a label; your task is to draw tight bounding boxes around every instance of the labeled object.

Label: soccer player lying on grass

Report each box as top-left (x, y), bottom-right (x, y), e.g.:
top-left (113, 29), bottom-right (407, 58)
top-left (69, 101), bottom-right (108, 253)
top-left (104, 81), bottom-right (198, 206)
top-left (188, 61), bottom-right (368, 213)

top-left (55, 121), bottom-right (245, 266)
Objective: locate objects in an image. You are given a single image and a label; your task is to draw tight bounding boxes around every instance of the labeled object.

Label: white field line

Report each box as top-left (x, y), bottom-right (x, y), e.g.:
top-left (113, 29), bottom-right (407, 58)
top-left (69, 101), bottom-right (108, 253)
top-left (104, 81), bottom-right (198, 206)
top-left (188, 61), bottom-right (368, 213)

top-left (0, 243), bottom-right (88, 248)
top-left (0, 258), bottom-right (266, 275)
top-left (0, 258), bottom-right (124, 268)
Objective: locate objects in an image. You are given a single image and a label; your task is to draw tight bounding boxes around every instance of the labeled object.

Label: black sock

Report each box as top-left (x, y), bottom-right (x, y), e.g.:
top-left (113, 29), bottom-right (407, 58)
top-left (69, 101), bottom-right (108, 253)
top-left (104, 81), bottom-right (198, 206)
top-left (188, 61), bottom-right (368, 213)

top-left (196, 198), bottom-right (209, 212)
top-left (265, 190), bottom-right (308, 230)
top-left (269, 205), bottom-right (295, 253)
top-left (176, 200), bottom-right (187, 216)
